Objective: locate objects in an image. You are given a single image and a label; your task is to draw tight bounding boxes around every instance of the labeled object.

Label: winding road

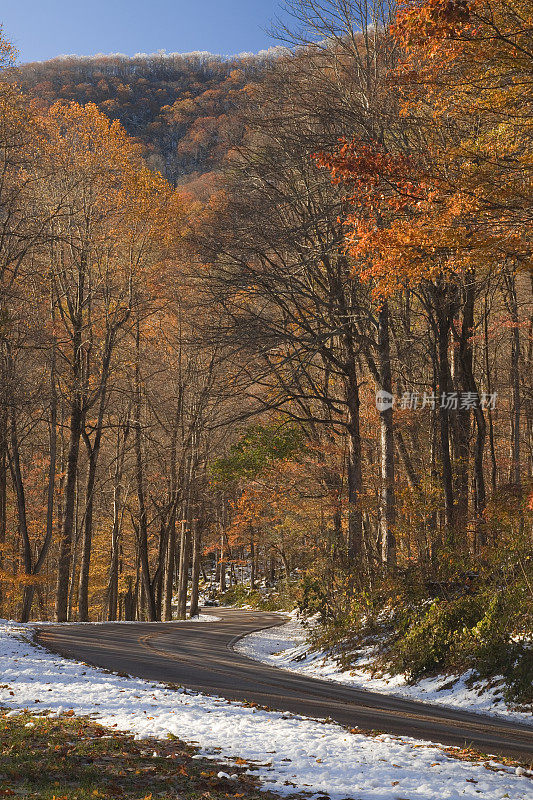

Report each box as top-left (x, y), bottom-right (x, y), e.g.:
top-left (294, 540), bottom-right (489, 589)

top-left (36, 608), bottom-right (533, 761)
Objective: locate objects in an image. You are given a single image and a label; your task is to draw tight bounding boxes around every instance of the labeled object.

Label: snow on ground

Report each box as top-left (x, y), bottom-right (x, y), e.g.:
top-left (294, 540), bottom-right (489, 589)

top-left (235, 612), bottom-right (533, 726)
top-left (1, 619), bottom-right (532, 800)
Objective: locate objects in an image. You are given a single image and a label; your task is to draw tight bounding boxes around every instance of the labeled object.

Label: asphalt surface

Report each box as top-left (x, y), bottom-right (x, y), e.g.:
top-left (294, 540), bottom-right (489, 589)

top-left (36, 608), bottom-right (533, 761)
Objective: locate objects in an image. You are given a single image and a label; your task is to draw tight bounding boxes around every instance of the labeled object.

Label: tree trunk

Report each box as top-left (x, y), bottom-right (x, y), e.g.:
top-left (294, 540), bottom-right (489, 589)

top-left (161, 516), bottom-right (176, 621)
top-left (78, 339), bottom-right (113, 621)
top-left (219, 528), bottom-right (227, 593)
top-left (106, 420), bottom-right (128, 621)
top-left (396, 430), bottom-right (420, 492)
top-left (455, 276), bottom-right (487, 548)
top-left (55, 379), bottom-right (83, 621)
top-left (452, 279), bottom-right (474, 545)
top-left (8, 408), bottom-right (34, 622)
top-left (123, 576), bottom-right (135, 621)
top-left (134, 319), bottom-right (157, 622)
top-left (250, 532), bottom-right (256, 590)
top-left (377, 302), bottom-right (396, 568)
top-left (269, 549), bottom-right (276, 584)
top-left (189, 517), bottom-right (201, 618)
top-left (345, 353), bottom-right (363, 564)
top-left (77, 447), bottom-right (97, 622)
top-left (152, 520), bottom-right (167, 620)
top-left (107, 475), bottom-right (122, 621)
top-left (0, 406), bottom-right (6, 616)
top-left (176, 516), bottom-right (190, 619)
top-left (483, 296), bottom-right (498, 491)
top-left (473, 406), bottom-right (487, 548)
top-left (162, 414), bottom-right (181, 622)
top-left (55, 242), bottom-right (87, 624)
top-left (107, 514), bottom-right (120, 621)
top-left (436, 290), bottom-right (456, 542)
top-left (21, 384), bottom-right (58, 623)
top-left (505, 272), bottom-right (521, 485)
top-left (280, 549), bottom-right (290, 579)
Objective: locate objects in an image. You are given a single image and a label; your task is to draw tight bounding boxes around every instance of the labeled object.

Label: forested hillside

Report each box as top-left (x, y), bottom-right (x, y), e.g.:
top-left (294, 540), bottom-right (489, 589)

top-left (0, 0), bottom-right (531, 708)
top-left (11, 50), bottom-right (273, 188)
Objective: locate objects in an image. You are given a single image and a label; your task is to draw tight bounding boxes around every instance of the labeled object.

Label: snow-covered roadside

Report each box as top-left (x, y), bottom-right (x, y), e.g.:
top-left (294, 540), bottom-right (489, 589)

top-left (235, 613), bottom-right (533, 727)
top-left (1, 620), bottom-right (532, 800)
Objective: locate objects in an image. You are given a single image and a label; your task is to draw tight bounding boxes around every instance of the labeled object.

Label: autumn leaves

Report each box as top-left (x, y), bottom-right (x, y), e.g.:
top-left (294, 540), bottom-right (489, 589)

top-left (0, 41), bottom-right (185, 621)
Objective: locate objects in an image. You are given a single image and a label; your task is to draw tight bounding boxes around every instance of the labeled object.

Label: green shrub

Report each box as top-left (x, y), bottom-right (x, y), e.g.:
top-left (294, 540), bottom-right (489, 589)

top-left (383, 589), bottom-right (533, 705)
top-left (256, 580), bottom-right (301, 611)
top-left (504, 644), bottom-right (533, 706)
top-left (218, 580), bottom-right (301, 611)
top-left (386, 596), bottom-right (485, 681)
top-left (219, 584), bottom-right (262, 607)
top-left (299, 575), bottom-right (331, 620)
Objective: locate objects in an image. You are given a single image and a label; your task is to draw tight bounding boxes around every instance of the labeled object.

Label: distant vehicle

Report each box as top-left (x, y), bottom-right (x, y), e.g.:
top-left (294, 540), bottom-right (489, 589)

top-left (203, 599), bottom-right (219, 607)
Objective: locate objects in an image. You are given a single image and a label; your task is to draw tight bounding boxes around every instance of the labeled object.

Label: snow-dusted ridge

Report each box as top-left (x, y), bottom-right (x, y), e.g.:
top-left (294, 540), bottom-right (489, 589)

top-left (1, 617), bottom-right (532, 799)
top-left (235, 611), bottom-right (533, 728)
top-left (23, 46), bottom-right (290, 67)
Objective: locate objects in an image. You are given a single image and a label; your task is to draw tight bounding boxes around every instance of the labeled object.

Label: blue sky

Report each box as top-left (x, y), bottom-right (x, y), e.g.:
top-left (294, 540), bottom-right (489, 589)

top-left (1, 0), bottom-right (289, 64)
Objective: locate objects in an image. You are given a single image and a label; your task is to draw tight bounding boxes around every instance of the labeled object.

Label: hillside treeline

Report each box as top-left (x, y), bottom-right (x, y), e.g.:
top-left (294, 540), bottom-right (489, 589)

top-left (10, 50), bottom-right (273, 188)
top-left (0, 0), bottom-right (531, 701)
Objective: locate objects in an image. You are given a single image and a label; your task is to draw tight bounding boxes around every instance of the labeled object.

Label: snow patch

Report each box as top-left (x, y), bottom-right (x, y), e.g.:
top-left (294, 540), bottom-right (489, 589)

top-left (0, 618), bottom-right (532, 800)
top-left (235, 613), bottom-right (533, 726)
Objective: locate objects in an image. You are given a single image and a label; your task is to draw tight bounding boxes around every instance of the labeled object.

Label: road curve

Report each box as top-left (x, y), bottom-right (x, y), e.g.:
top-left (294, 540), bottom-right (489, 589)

top-left (36, 608), bottom-right (533, 761)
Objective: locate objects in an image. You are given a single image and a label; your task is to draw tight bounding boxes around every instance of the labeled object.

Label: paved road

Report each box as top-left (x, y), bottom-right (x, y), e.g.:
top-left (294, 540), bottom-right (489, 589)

top-left (36, 608), bottom-right (533, 761)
